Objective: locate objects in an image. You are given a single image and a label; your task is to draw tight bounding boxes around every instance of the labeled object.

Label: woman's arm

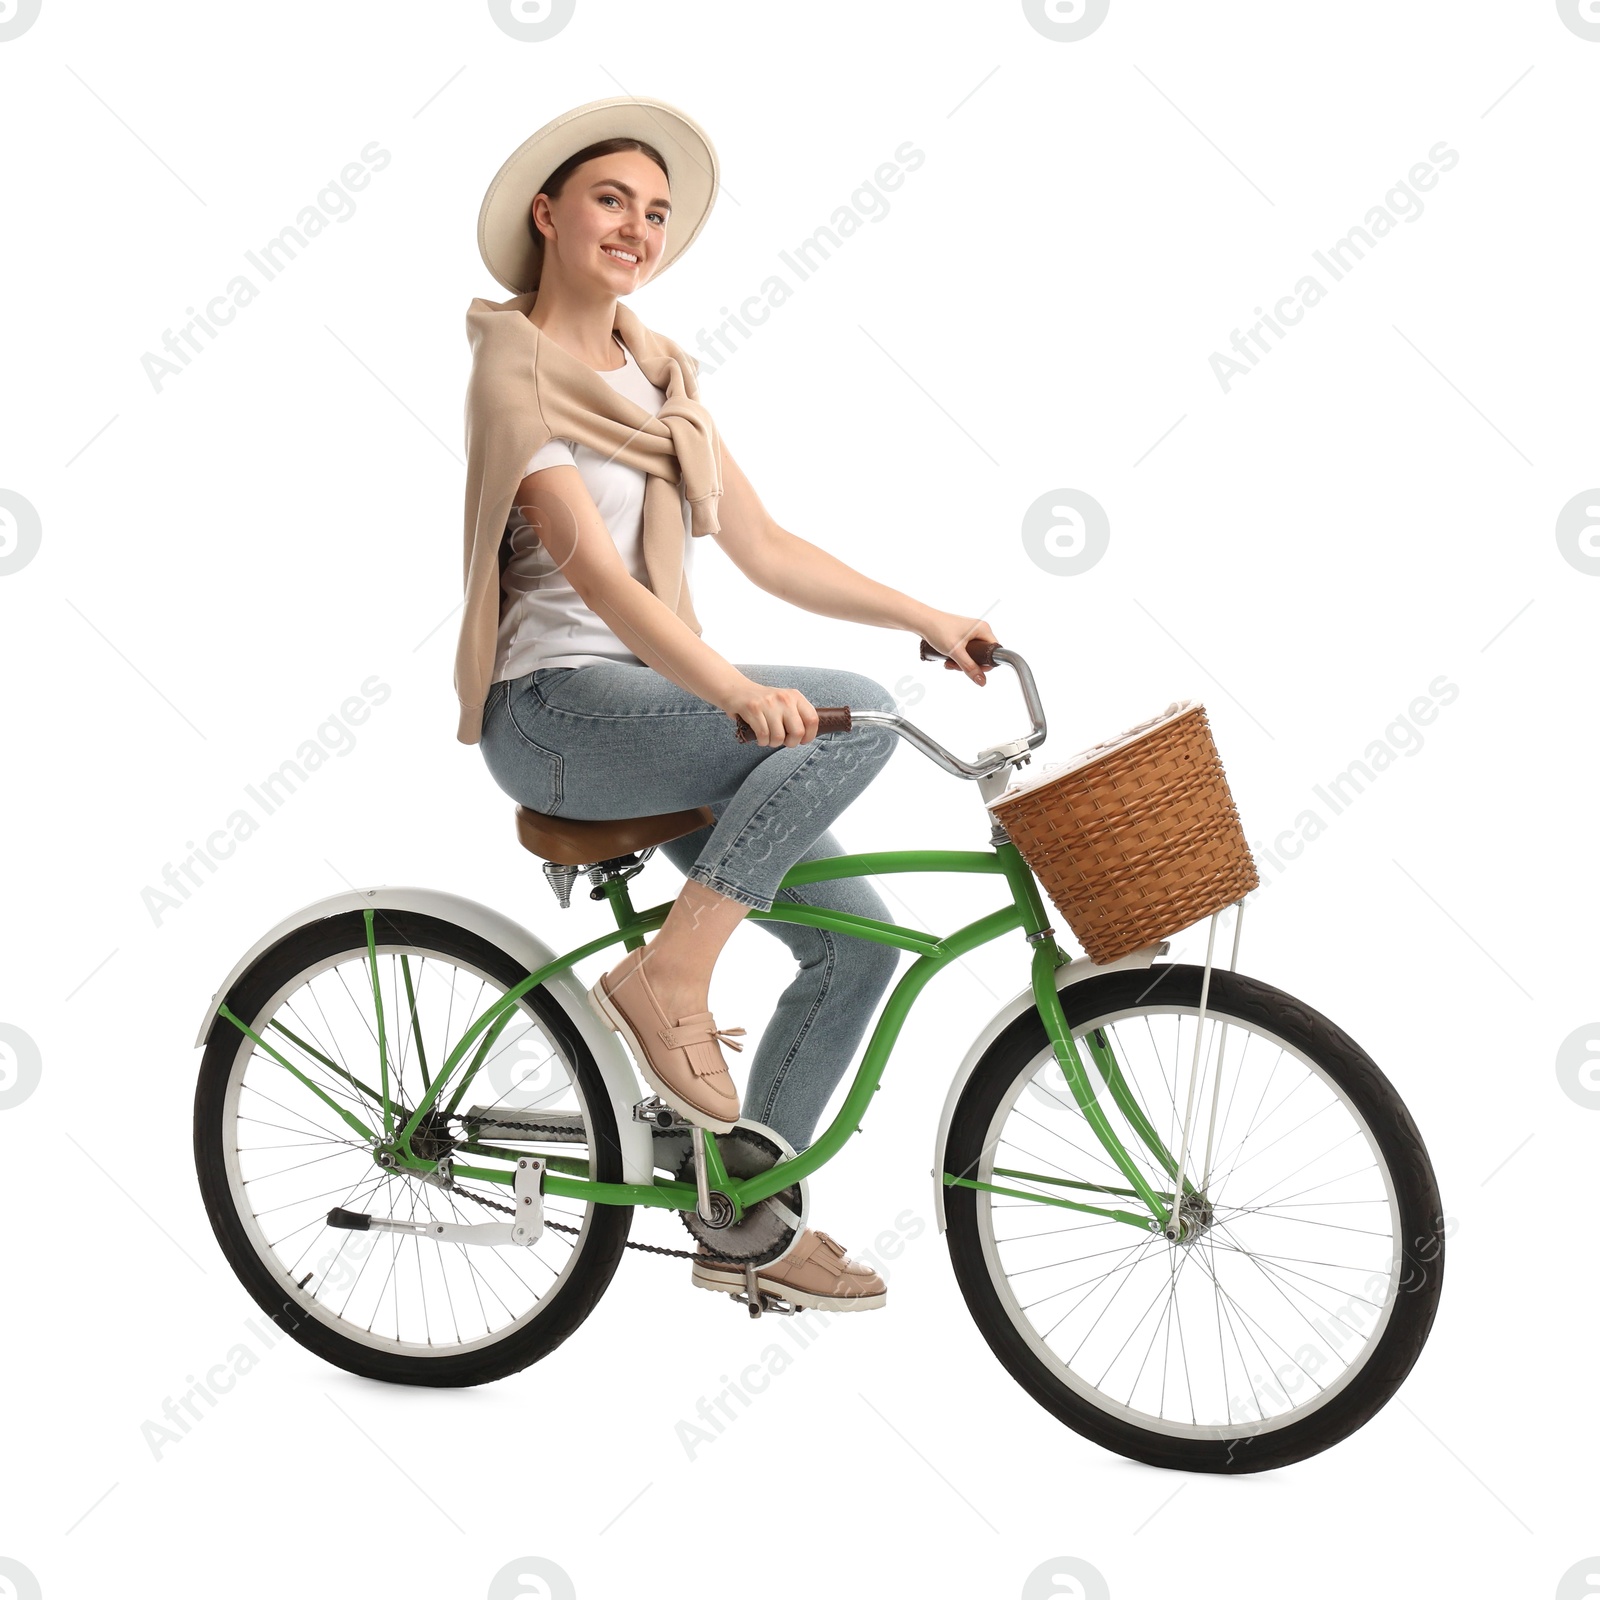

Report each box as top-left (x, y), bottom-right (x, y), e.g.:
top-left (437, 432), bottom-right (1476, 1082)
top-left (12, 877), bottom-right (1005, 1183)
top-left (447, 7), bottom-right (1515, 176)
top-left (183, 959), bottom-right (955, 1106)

top-left (709, 437), bottom-right (998, 684)
top-left (513, 464), bottom-right (818, 746)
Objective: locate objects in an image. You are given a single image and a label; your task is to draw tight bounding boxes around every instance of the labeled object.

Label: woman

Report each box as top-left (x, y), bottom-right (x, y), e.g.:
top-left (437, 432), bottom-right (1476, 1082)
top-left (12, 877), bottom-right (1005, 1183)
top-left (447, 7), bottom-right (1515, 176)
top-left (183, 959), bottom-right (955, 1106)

top-left (459, 98), bottom-right (995, 1312)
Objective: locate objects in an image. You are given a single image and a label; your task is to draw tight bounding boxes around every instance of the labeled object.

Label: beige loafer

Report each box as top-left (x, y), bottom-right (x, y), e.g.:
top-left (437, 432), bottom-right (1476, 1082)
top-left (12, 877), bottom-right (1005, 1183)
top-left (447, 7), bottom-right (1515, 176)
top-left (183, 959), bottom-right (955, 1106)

top-left (692, 1228), bottom-right (887, 1312)
top-left (588, 944), bottom-right (742, 1130)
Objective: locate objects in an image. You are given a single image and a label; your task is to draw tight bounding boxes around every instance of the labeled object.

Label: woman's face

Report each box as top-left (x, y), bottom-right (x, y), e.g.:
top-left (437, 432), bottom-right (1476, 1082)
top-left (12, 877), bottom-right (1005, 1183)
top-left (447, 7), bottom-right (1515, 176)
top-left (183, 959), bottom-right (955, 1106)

top-left (532, 149), bottom-right (672, 294)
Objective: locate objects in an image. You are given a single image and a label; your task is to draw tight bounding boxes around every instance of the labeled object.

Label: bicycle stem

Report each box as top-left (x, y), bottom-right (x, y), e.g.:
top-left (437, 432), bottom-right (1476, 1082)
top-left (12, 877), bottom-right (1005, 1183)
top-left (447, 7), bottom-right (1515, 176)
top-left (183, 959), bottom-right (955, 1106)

top-left (848, 646), bottom-right (1048, 780)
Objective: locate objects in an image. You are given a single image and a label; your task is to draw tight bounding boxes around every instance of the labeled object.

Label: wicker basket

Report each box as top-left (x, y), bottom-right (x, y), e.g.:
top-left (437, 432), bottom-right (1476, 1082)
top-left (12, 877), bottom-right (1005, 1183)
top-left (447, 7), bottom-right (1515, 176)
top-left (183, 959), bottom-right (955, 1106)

top-left (990, 699), bottom-right (1258, 965)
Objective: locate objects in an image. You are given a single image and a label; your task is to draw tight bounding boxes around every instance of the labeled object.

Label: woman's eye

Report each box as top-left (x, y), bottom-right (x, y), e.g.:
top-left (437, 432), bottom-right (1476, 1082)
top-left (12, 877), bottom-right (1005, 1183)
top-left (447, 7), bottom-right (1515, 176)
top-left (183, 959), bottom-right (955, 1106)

top-left (599, 194), bottom-right (666, 225)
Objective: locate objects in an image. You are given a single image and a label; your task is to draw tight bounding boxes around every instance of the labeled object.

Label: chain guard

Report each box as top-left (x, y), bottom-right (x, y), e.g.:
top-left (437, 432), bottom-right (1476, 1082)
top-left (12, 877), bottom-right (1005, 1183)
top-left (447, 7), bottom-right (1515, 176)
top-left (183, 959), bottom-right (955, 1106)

top-left (657, 1122), bottom-right (805, 1266)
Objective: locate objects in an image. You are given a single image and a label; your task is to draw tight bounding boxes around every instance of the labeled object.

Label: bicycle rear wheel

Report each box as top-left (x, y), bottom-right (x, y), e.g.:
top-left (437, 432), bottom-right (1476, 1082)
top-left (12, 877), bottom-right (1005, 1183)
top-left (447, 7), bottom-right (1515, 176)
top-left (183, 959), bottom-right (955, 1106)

top-left (193, 909), bottom-right (632, 1386)
top-left (943, 963), bottom-right (1444, 1472)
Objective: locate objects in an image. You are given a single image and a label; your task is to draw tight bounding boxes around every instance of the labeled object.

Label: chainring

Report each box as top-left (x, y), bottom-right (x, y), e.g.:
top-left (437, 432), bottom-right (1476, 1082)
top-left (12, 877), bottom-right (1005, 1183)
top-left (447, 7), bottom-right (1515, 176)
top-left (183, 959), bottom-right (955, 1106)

top-left (661, 1123), bottom-right (805, 1265)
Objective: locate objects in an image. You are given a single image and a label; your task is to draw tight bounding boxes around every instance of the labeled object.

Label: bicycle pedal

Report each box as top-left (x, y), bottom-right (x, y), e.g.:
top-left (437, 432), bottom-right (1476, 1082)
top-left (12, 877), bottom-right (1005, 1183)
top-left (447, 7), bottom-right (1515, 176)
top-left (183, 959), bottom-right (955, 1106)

top-left (730, 1288), bottom-right (801, 1319)
top-left (735, 1262), bottom-right (800, 1319)
top-left (632, 1094), bottom-right (687, 1130)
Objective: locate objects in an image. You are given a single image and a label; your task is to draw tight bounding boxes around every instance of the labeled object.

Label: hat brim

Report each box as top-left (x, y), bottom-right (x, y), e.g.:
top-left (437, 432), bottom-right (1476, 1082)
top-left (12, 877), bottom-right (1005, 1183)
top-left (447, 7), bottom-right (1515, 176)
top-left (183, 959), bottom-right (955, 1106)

top-left (477, 95), bottom-right (719, 295)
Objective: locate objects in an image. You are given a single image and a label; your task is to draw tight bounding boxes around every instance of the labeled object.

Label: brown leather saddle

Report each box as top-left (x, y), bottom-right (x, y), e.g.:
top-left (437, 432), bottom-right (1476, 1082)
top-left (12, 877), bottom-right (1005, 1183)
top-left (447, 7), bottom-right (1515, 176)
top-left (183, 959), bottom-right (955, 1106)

top-left (513, 803), bottom-right (714, 868)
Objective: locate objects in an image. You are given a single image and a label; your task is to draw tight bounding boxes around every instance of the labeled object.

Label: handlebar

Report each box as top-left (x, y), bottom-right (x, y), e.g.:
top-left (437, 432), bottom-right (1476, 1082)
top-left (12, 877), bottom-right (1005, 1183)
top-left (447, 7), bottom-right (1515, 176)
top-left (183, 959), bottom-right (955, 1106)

top-left (732, 637), bottom-right (1048, 782)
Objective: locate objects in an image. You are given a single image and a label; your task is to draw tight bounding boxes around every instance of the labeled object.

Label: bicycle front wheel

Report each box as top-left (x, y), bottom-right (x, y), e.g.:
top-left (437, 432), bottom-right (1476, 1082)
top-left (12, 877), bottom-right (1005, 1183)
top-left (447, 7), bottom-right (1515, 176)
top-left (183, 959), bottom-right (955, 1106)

top-left (943, 963), bottom-right (1444, 1473)
top-left (193, 909), bottom-right (632, 1386)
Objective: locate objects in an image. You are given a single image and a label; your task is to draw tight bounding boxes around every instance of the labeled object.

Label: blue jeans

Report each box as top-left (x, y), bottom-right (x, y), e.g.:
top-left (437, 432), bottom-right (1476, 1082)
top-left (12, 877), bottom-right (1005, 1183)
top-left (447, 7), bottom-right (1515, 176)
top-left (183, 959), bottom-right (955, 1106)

top-left (479, 661), bottom-right (903, 1152)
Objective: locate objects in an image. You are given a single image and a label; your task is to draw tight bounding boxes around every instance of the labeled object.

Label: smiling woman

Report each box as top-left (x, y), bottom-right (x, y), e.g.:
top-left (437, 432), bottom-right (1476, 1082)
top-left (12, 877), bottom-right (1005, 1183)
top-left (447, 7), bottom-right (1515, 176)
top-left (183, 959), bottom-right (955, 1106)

top-left (459, 97), bottom-right (998, 1312)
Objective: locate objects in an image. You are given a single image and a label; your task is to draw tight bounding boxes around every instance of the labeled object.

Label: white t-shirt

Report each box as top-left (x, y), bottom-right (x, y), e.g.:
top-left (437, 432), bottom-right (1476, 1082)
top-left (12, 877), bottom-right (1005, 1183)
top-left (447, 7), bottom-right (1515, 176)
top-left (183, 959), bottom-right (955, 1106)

top-left (493, 333), bottom-right (695, 679)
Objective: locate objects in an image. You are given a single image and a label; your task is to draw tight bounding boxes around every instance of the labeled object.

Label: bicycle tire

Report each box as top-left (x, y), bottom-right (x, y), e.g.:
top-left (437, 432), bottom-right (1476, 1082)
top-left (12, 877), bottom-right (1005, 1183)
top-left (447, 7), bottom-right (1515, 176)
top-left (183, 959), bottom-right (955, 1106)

top-left (943, 962), bottom-right (1445, 1473)
top-left (193, 908), bottom-right (633, 1387)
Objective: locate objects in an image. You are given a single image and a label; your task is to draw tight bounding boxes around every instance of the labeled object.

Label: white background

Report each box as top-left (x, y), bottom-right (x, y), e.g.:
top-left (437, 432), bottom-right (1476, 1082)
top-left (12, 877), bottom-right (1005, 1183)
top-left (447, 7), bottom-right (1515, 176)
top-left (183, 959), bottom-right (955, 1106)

top-left (1, 2), bottom-right (1595, 1596)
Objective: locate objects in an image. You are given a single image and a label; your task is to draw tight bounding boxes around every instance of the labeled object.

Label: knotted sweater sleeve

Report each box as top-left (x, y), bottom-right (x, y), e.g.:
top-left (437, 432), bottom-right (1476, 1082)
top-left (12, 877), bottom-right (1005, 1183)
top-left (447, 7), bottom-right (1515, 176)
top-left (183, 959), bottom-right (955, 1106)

top-left (455, 311), bottom-right (554, 744)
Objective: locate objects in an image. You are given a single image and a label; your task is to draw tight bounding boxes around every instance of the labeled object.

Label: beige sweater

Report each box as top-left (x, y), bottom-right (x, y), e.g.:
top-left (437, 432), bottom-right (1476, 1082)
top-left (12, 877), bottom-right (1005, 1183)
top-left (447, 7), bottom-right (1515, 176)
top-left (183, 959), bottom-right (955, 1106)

top-left (454, 289), bottom-right (725, 745)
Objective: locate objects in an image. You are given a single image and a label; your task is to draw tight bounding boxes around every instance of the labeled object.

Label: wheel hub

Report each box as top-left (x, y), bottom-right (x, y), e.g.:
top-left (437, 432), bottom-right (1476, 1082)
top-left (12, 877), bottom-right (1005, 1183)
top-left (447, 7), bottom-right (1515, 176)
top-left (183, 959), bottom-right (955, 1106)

top-left (1165, 1190), bottom-right (1215, 1244)
top-left (373, 1109), bottom-right (458, 1169)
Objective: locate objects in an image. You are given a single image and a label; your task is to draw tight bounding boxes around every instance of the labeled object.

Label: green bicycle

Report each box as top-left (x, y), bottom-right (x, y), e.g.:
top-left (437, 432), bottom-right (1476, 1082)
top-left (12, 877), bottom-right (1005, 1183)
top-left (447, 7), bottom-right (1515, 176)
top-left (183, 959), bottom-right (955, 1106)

top-left (191, 641), bottom-right (1444, 1474)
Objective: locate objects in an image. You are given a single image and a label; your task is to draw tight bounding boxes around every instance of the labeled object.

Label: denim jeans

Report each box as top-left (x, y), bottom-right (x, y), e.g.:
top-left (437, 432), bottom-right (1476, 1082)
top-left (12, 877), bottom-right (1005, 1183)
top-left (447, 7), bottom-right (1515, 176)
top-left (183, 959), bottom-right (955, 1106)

top-left (479, 660), bottom-right (903, 1151)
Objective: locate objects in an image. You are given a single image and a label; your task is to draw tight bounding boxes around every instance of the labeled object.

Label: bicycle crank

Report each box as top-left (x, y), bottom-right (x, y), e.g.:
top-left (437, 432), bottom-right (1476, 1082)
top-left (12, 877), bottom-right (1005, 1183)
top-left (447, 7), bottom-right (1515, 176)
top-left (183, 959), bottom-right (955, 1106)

top-left (662, 1118), bottom-right (808, 1266)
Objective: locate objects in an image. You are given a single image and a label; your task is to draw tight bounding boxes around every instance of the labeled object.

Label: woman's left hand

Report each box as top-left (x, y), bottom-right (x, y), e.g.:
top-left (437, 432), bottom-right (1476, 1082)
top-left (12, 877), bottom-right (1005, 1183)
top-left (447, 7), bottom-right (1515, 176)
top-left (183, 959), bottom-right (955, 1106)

top-left (920, 612), bottom-right (1001, 687)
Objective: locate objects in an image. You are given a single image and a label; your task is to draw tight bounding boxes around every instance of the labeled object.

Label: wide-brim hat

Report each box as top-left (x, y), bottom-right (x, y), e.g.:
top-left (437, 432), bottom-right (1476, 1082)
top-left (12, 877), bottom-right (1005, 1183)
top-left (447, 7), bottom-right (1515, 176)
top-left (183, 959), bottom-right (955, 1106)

top-left (477, 95), bottom-right (719, 295)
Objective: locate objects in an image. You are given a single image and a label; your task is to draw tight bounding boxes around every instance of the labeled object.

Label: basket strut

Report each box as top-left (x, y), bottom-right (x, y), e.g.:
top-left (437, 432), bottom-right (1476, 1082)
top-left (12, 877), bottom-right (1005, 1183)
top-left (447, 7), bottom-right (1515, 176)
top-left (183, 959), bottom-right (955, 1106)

top-left (1165, 897), bottom-right (1245, 1240)
top-left (1199, 898), bottom-right (1246, 1191)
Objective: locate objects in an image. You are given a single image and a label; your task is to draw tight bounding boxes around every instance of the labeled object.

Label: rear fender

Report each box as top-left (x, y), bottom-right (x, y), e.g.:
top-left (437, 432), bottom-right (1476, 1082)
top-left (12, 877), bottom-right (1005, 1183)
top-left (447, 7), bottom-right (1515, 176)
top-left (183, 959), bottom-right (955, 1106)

top-left (194, 885), bottom-right (655, 1185)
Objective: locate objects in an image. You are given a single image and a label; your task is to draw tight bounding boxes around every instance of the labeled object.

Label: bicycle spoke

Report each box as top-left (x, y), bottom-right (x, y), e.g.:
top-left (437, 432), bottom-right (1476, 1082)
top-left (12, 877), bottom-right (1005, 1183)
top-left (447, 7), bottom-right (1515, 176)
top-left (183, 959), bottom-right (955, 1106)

top-left (1047, 1234), bottom-right (1164, 1349)
top-left (1018, 1233), bottom-right (1157, 1324)
top-left (275, 1169), bottom-right (390, 1261)
top-left (240, 1143), bottom-right (371, 1184)
top-left (1004, 1104), bottom-right (1148, 1185)
top-left (1222, 1138), bottom-right (1374, 1215)
top-left (998, 1237), bottom-right (1148, 1279)
top-left (239, 1078), bottom-right (362, 1146)
top-left (1207, 1214), bottom-right (1378, 1356)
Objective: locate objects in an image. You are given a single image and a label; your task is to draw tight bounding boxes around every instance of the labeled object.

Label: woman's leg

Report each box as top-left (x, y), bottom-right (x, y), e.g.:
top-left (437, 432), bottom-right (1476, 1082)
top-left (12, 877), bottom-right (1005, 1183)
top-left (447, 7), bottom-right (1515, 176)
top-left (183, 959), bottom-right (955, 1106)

top-left (661, 823), bottom-right (901, 1152)
top-left (629, 877), bottom-right (749, 1021)
top-left (633, 665), bottom-right (899, 1026)
top-left (479, 658), bottom-right (899, 1079)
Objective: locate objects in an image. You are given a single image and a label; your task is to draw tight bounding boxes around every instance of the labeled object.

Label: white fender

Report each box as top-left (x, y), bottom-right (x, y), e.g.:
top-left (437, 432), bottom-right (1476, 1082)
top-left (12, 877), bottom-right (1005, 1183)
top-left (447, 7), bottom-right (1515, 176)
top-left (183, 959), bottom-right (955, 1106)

top-left (193, 884), bottom-right (655, 1185)
top-left (930, 939), bottom-right (1169, 1232)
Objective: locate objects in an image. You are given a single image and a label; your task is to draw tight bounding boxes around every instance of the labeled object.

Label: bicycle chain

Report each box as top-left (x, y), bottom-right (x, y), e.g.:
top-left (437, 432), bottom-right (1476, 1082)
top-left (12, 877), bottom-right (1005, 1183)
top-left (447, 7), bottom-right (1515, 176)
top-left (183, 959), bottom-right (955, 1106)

top-left (448, 1119), bottom-right (739, 1263)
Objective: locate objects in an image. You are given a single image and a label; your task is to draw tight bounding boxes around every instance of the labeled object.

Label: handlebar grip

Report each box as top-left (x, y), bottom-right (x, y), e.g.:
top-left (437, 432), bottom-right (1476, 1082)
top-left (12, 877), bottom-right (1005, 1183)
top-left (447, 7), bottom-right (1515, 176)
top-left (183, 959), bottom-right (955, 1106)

top-left (734, 706), bottom-right (853, 744)
top-left (919, 636), bottom-right (1001, 670)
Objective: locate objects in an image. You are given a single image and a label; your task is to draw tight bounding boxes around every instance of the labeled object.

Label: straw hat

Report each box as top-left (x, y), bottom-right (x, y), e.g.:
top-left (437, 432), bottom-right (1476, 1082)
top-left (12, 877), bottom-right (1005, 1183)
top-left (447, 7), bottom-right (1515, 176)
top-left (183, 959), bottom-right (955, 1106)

top-left (476, 95), bottom-right (720, 294)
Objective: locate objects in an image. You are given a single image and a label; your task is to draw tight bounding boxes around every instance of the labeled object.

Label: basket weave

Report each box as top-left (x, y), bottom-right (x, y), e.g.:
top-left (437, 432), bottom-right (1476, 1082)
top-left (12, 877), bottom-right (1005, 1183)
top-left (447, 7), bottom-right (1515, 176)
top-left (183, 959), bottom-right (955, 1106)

top-left (990, 701), bottom-right (1258, 965)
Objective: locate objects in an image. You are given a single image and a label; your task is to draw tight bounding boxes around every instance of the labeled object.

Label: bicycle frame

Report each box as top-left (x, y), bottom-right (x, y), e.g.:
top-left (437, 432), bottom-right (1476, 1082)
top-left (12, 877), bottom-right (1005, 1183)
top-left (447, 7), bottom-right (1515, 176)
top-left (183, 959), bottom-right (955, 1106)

top-left (217, 844), bottom-right (1192, 1239)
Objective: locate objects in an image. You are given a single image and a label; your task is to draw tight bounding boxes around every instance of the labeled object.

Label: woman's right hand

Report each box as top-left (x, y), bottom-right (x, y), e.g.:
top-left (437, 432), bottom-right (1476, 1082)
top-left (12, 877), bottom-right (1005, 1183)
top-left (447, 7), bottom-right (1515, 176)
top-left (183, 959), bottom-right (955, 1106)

top-left (719, 677), bottom-right (820, 747)
top-left (917, 611), bottom-right (1000, 687)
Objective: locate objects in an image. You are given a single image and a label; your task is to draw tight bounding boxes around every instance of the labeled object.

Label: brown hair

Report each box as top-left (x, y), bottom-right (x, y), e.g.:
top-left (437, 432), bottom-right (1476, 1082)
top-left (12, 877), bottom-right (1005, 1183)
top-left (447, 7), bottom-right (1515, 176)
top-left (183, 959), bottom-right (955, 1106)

top-left (527, 137), bottom-right (671, 261)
